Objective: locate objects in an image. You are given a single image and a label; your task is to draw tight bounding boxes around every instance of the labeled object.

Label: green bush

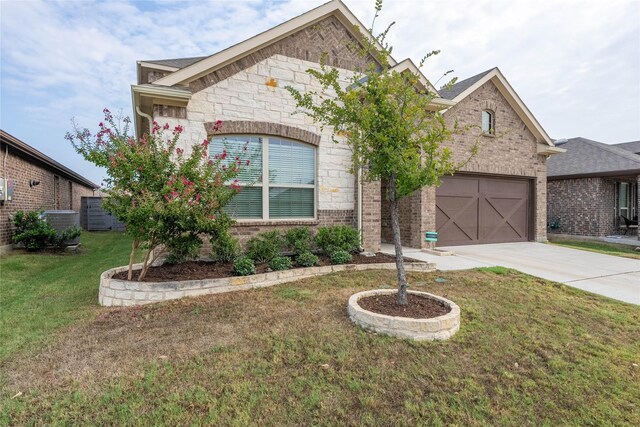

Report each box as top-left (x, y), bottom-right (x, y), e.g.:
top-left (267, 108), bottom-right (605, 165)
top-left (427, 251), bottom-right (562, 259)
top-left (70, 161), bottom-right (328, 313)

top-left (165, 234), bottom-right (202, 264)
top-left (50, 225), bottom-right (82, 249)
top-left (284, 227), bottom-right (313, 255)
top-left (269, 256), bottom-right (293, 271)
top-left (296, 251), bottom-right (319, 267)
top-left (12, 210), bottom-right (58, 251)
top-left (330, 250), bottom-right (353, 265)
top-left (315, 225), bottom-right (360, 255)
top-left (210, 214), bottom-right (239, 263)
top-left (233, 256), bottom-right (256, 276)
top-left (246, 230), bottom-right (282, 263)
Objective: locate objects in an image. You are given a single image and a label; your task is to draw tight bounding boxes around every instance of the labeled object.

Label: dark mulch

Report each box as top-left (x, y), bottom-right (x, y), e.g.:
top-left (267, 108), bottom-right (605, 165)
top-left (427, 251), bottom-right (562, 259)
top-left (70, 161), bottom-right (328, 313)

top-left (357, 293), bottom-right (451, 318)
top-left (113, 252), bottom-right (417, 282)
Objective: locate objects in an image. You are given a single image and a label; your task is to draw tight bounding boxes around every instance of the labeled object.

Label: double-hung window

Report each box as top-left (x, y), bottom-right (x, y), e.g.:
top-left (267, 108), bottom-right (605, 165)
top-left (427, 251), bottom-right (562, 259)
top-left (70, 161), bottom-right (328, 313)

top-left (210, 135), bottom-right (316, 220)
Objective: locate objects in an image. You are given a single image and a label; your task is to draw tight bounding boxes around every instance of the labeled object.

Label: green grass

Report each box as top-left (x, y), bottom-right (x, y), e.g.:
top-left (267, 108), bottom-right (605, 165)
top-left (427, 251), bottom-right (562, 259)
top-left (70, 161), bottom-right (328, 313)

top-left (549, 239), bottom-right (640, 259)
top-left (1, 233), bottom-right (639, 425)
top-left (0, 232), bottom-right (137, 362)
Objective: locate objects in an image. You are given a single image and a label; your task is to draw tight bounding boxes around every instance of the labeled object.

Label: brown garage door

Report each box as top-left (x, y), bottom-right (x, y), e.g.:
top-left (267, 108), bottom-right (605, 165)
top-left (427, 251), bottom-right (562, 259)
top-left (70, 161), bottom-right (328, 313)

top-left (436, 175), bottom-right (531, 246)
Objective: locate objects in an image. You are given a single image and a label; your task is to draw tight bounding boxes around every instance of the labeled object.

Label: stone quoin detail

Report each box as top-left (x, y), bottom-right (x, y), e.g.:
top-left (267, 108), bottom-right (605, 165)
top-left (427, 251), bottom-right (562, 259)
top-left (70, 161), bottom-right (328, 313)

top-left (99, 261), bottom-right (435, 307)
top-left (348, 289), bottom-right (460, 341)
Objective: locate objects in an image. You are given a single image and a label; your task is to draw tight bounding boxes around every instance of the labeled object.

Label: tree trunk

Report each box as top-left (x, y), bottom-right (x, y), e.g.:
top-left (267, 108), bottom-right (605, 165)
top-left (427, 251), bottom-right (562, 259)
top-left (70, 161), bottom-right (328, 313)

top-left (388, 173), bottom-right (409, 306)
top-left (138, 246), bottom-right (153, 281)
top-left (127, 239), bottom-right (139, 281)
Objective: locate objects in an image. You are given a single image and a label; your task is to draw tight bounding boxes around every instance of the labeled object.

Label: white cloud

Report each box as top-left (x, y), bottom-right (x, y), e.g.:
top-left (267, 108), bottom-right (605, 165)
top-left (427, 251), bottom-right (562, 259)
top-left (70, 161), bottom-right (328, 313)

top-left (1, 0), bottom-right (638, 184)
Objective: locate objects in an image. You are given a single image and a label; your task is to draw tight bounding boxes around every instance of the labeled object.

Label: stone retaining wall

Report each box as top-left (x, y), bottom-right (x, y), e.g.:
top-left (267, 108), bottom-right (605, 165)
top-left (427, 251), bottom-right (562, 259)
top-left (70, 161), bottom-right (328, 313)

top-left (348, 289), bottom-right (461, 341)
top-left (99, 262), bottom-right (435, 307)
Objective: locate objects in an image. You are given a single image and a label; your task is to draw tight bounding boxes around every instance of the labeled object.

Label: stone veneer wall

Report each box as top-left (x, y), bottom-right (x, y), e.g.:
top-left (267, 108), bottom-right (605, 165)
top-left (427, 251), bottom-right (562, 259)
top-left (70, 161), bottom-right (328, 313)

top-left (153, 53), bottom-right (384, 250)
top-left (99, 261), bottom-right (435, 307)
top-left (0, 142), bottom-right (95, 250)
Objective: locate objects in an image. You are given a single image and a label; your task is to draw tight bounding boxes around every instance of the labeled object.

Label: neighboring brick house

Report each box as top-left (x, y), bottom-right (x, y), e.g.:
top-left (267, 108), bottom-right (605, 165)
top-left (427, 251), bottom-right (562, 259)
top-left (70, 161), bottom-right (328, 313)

top-left (0, 130), bottom-right (98, 252)
top-left (131, 0), bottom-right (561, 250)
top-left (547, 137), bottom-right (640, 238)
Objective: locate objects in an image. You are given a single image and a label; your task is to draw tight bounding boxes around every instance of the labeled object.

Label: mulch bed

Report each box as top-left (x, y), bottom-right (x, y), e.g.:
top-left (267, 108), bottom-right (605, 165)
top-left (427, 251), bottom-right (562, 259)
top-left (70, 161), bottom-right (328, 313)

top-left (357, 293), bottom-right (451, 318)
top-left (113, 253), bottom-right (419, 282)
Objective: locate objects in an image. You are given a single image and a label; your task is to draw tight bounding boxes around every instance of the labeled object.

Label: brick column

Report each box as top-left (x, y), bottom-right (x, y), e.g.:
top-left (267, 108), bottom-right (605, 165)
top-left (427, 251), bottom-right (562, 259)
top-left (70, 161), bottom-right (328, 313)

top-left (421, 186), bottom-right (436, 249)
top-left (361, 180), bottom-right (381, 252)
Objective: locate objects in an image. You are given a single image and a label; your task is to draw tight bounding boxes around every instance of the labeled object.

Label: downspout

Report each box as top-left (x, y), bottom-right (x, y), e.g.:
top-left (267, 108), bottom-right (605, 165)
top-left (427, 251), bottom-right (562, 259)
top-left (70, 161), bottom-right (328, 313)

top-left (357, 165), bottom-right (363, 250)
top-left (136, 106), bottom-right (153, 135)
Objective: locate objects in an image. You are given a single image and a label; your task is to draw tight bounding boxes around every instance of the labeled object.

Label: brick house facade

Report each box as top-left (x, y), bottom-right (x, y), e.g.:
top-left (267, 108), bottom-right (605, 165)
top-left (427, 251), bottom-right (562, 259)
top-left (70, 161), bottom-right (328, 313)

top-left (547, 137), bottom-right (640, 238)
top-left (132, 0), bottom-right (559, 251)
top-left (0, 130), bottom-right (98, 252)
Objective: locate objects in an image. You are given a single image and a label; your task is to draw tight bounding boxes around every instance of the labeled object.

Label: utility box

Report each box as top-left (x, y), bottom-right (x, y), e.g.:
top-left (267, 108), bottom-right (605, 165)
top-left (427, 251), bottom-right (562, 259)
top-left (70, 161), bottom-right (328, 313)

top-left (0, 179), bottom-right (14, 201)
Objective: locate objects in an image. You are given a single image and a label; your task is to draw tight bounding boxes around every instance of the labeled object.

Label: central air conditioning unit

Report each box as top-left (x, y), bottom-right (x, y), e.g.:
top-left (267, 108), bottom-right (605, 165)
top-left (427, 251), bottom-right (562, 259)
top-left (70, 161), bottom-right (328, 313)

top-left (43, 210), bottom-right (81, 245)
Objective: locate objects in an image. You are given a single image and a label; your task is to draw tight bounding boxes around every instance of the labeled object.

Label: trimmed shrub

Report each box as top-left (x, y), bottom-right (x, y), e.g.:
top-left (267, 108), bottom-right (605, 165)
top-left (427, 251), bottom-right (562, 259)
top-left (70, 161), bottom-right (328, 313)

top-left (269, 256), bottom-right (293, 271)
top-left (296, 251), bottom-right (319, 267)
top-left (12, 210), bottom-right (58, 251)
top-left (246, 230), bottom-right (282, 263)
top-left (330, 250), bottom-right (353, 265)
top-left (315, 225), bottom-right (360, 255)
top-left (233, 256), bottom-right (256, 276)
top-left (284, 227), bottom-right (313, 255)
top-left (165, 235), bottom-right (202, 264)
top-left (210, 214), bottom-right (239, 263)
top-left (50, 226), bottom-right (82, 249)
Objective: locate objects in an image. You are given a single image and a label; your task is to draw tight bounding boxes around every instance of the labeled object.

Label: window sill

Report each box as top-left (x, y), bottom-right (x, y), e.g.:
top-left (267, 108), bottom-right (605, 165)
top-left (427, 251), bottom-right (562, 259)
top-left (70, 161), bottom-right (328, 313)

top-left (233, 219), bottom-right (320, 227)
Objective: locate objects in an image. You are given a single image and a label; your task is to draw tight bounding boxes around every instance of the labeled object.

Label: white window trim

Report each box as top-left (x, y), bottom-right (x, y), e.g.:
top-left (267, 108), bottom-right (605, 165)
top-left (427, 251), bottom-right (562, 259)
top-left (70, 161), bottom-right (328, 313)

top-left (214, 135), bottom-right (318, 222)
top-left (482, 110), bottom-right (495, 135)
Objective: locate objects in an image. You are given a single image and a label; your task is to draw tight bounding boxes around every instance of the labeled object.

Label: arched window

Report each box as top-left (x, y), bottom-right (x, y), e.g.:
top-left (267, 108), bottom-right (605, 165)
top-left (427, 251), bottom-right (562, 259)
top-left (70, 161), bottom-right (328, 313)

top-left (482, 110), bottom-right (495, 135)
top-left (210, 135), bottom-right (316, 220)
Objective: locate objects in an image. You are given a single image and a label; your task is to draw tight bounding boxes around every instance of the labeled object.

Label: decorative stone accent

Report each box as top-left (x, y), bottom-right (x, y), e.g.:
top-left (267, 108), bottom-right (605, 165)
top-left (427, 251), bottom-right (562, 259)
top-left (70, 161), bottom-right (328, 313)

top-left (204, 120), bottom-right (321, 146)
top-left (347, 289), bottom-right (460, 341)
top-left (99, 261), bottom-right (435, 307)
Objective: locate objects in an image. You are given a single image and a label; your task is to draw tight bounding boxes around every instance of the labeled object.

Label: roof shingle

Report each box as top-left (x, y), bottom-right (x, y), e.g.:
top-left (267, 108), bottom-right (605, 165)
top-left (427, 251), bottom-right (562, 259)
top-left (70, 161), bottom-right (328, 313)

top-left (437, 68), bottom-right (495, 100)
top-left (548, 137), bottom-right (640, 178)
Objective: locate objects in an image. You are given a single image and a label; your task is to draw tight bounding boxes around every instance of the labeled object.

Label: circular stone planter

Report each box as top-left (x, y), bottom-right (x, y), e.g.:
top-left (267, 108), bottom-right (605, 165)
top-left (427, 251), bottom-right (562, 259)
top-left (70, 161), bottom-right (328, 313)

top-left (348, 289), bottom-right (460, 341)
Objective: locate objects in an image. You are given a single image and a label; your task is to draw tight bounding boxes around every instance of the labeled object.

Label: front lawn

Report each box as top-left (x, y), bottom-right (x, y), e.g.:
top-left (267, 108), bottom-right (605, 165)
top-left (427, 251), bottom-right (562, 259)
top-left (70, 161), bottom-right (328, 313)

top-left (1, 234), bottom-right (639, 425)
top-left (549, 239), bottom-right (640, 260)
top-left (0, 232), bottom-right (138, 362)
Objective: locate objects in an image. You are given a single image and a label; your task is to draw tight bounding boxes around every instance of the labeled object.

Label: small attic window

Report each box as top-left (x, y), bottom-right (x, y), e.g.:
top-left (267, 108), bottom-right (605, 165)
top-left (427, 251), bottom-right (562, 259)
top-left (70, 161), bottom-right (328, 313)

top-left (482, 110), bottom-right (494, 135)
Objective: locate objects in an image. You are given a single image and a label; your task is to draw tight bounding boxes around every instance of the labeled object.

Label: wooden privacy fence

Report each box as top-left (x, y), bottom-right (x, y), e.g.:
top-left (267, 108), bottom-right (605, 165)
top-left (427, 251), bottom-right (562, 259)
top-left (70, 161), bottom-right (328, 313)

top-left (80, 197), bottom-right (125, 231)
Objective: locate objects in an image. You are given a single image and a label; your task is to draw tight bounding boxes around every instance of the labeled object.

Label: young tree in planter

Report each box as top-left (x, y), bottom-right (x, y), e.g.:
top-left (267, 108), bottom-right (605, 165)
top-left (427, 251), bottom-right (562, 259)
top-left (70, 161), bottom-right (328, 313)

top-left (286, 1), bottom-right (475, 306)
top-left (66, 110), bottom-right (251, 280)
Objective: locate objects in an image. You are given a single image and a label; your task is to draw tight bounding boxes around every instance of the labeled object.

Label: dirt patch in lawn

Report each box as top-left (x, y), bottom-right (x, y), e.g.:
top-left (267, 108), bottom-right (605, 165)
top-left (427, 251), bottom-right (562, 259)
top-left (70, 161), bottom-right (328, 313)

top-left (113, 252), bottom-right (411, 282)
top-left (357, 293), bottom-right (451, 318)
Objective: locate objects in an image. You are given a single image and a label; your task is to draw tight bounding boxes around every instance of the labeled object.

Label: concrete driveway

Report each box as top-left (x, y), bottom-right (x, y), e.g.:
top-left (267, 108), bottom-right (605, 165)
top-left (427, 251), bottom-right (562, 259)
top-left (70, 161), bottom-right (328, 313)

top-left (382, 242), bottom-right (640, 305)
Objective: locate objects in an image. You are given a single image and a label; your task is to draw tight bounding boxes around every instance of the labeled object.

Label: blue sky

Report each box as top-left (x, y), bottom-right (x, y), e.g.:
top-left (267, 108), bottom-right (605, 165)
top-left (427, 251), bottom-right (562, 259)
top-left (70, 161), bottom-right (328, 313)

top-left (1, 0), bottom-right (639, 185)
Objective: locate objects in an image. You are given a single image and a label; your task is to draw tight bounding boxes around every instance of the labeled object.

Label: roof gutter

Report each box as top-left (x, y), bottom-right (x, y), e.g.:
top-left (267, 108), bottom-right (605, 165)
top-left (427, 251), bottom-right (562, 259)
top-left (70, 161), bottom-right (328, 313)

top-left (131, 84), bottom-right (192, 100)
top-left (548, 169), bottom-right (640, 180)
top-left (537, 144), bottom-right (566, 156)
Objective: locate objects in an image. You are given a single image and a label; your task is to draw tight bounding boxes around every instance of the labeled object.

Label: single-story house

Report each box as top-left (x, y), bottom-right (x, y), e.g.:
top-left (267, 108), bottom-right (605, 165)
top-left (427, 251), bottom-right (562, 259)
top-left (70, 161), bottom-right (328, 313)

top-left (131, 0), bottom-right (561, 251)
top-left (0, 130), bottom-right (99, 252)
top-left (547, 137), bottom-right (640, 237)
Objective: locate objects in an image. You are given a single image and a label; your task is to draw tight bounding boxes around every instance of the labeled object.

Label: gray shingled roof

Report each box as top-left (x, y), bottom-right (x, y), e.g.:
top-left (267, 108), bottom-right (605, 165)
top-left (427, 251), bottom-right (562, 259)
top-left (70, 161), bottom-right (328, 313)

top-left (142, 56), bottom-right (207, 69)
top-left (437, 68), bottom-right (495, 100)
top-left (614, 140), bottom-right (640, 155)
top-left (548, 137), bottom-right (640, 178)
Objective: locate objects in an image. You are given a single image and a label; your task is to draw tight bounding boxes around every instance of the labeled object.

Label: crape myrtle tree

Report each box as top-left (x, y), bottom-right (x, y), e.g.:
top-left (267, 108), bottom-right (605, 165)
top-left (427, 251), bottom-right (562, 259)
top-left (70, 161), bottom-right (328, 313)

top-left (286, 0), bottom-right (476, 306)
top-left (66, 110), bottom-right (252, 280)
